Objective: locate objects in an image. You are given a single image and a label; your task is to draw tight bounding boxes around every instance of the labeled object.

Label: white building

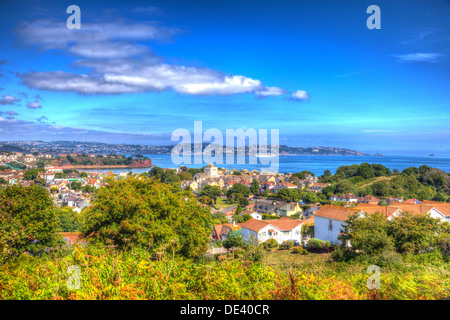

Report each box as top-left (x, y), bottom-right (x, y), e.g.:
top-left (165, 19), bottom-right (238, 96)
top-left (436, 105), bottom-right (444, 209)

top-left (239, 217), bottom-right (304, 244)
top-left (314, 203), bottom-right (450, 245)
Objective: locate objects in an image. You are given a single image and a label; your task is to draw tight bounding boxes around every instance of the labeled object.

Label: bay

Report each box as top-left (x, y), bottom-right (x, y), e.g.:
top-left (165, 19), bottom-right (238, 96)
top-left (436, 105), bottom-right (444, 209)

top-left (81, 154), bottom-right (450, 176)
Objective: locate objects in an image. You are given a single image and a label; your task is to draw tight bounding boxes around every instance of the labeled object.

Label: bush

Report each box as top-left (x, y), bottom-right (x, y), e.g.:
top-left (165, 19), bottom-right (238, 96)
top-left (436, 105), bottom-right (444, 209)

top-left (281, 240), bottom-right (295, 250)
top-left (376, 249), bottom-right (403, 268)
top-left (264, 238), bottom-right (278, 250)
top-left (301, 248), bottom-right (309, 255)
top-left (308, 238), bottom-right (329, 249)
top-left (292, 247), bottom-right (303, 254)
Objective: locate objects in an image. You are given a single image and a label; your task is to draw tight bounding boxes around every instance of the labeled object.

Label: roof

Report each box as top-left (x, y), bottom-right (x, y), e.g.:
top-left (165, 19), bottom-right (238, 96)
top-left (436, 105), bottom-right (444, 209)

top-left (268, 217), bottom-right (303, 230)
top-left (239, 219), bottom-right (271, 232)
top-left (422, 200), bottom-right (450, 216)
top-left (315, 205), bottom-right (360, 221)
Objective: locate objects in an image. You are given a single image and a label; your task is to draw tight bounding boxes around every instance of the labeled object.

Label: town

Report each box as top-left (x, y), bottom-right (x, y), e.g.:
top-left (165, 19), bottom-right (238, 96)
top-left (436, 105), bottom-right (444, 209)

top-left (1, 151), bottom-right (449, 250)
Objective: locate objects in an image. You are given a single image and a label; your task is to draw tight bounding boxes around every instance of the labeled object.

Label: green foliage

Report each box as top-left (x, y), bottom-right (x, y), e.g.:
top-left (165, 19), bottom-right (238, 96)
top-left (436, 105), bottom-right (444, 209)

top-left (242, 236), bottom-right (264, 263)
top-left (161, 169), bottom-right (180, 184)
top-left (0, 185), bottom-right (62, 259)
top-left (79, 172), bottom-right (88, 178)
top-left (23, 169), bottom-right (40, 181)
top-left (250, 179), bottom-right (260, 195)
top-left (338, 213), bottom-right (393, 255)
top-left (307, 238), bottom-right (330, 249)
top-left (263, 238), bottom-right (278, 249)
top-left (198, 185), bottom-right (222, 203)
top-left (301, 223), bottom-right (314, 238)
top-left (81, 177), bottom-right (212, 259)
top-left (277, 188), bottom-right (300, 202)
top-left (388, 212), bottom-right (443, 254)
top-left (227, 183), bottom-right (250, 199)
top-left (55, 207), bottom-right (82, 232)
top-left (177, 171), bottom-right (193, 181)
top-left (280, 240), bottom-right (295, 250)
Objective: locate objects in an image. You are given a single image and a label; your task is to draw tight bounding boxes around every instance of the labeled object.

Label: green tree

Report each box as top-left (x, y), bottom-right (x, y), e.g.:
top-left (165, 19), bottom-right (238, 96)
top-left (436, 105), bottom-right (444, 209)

top-left (198, 185), bottom-right (222, 203)
top-left (55, 207), bottom-right (82, 232)
top-left (0, 185), bottom-right (62, 258)
top-left (81, 177), bottom-right (212, 258)
top-left (178, 171), bottom-right (193, 181)
top-left (250, 179), bottom-right (260, 195)
top-left (388, 212), bottom-right (443, 253)
top-left (23, 169), bottom-right (40, 181)
top-left (337, 212), bottom-right (393, 255)
top-left (160, 169), bottom-right (180, 184)
top-left (356, 162), bottom-right (375, 179)
top-left (79, 172), bottom-right (88, 178)
top-left (223, 232), bottom-right (243, 258)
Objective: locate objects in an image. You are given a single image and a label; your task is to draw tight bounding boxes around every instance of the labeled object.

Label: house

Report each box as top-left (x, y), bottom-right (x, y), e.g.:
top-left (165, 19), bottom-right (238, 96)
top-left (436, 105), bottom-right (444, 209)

top-left (212, 224), bottom-right (232, 241)
top-left (274, 181), bottom-right (297, 193)
top-left (181, 180), bottom-right (198, 191)
top-left (302, 205), bottom-right (320, 219)
top-left (306, 182), bottom-right (330, 193)
top-left (204, 163), bottom-right (219, 177)
top-left (357, 195), bottom-right (380, 205)
top-left (330, 193), bottom-right (358, 203)
top-left (277, 202), bottom-right (303, 217)
top-left (239, 217), bottom-right (304, 244)
top-left (241, 210), bottom-right (262, 220)
top-left (403, 198), bottom-right (421, 205)
top-left (314, 202), bottom-right (450, 244)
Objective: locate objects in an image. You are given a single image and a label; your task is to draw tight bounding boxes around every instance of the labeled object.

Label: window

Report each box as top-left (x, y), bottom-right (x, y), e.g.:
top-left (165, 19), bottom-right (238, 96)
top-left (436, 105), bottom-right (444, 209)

top-left (282, 231), bottom-right (290, 236)
top-left (328, 219), bottom-right (333, 231)
top-left (261, 232), bottom-right (267, 237)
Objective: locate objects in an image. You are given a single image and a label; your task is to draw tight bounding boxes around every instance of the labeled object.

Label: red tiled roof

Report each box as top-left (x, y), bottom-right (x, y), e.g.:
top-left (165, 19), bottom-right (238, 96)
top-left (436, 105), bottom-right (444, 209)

top-left (239, 219), bottom-right (270, 232)
top-left (314, 205), bottom-right (359, 221)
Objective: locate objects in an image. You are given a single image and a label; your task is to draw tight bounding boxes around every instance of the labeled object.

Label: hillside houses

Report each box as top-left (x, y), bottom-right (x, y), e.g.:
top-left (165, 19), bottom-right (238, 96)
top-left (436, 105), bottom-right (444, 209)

top-left (313, 202), bottom-right (450, 244)
top-left (253, 199), bottom-right (303, 217)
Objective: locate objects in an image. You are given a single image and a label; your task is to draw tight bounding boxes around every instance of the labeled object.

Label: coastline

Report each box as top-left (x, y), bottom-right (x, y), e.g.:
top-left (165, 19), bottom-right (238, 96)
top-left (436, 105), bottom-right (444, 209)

top-left (60, 164), bottom-right (154, 170)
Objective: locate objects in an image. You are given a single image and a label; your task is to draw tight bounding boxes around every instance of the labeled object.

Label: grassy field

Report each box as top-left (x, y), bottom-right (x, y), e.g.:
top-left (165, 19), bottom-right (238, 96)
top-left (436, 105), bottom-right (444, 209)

top-left (0, 245), bottom-right (449, 300)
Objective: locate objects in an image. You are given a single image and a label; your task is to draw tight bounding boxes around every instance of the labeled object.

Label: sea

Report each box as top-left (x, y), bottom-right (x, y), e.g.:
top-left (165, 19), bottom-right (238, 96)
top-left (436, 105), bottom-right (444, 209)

top-left (81, 154), bottom-right (450, 176)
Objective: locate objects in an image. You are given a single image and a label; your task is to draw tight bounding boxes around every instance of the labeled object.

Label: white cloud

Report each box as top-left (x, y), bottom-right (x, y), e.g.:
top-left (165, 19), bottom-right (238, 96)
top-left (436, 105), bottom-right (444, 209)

top-left (27, 101), bottom-right (42, 109)
top-left (255, 86), bottom-right (286, 98)
top-left (290, 90), bottom-right (310, 101)
top-left (0, 94), bottom-right (20, 105)
top-left (16, 18), bottom-right (309, 99)
top-left (391, 53), bottom-right (443, 63)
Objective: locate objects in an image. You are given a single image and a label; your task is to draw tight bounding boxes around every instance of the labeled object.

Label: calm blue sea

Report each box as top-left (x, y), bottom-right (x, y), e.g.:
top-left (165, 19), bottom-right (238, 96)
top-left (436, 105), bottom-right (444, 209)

top-left (82, 154), bottom-right (450, 176)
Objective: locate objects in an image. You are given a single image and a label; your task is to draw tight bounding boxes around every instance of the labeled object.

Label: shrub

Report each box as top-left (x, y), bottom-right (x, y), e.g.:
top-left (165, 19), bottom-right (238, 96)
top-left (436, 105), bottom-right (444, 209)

top-left (376, 249), bottom-right (403, 268)
top-left (307, 238), bottom-right (323, 249)
top-left (264, 238), bottom-right (278, 250)
top-left (281, 241), bottom-right (295, 250)
top-left (292, 247), bottom-right (303, 254)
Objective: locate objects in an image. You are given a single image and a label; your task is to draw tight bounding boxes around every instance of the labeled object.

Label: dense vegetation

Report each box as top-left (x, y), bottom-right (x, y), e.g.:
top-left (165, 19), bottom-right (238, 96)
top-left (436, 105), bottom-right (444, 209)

top-left (1, 166), bottom-right (450, 300)
top-left (318, 163), bottom-right (450, 202)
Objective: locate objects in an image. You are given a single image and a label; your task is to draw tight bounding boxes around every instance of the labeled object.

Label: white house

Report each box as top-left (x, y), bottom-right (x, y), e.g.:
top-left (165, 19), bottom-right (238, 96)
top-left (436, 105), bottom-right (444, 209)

top-left (330, 193), bottom-right (358, 203)
top-left (239, 217), bottom-right (304, 244)
top-left (314, 203), bottom-right (450, 245)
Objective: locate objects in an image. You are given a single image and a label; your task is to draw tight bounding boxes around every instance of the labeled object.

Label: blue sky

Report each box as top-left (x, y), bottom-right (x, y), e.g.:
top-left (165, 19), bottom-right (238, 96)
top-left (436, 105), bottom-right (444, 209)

top-left (0, 0), bottom-right (449, 156)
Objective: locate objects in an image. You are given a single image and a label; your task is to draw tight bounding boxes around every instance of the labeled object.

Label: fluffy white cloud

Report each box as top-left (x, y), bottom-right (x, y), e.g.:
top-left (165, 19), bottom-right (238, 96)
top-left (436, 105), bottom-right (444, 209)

top-left (291, 90), bottom-right (310, 101)
top-left (17, 18), bottom-right (309, 99)
top-left (27, 101), bottom-right (42, 109)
